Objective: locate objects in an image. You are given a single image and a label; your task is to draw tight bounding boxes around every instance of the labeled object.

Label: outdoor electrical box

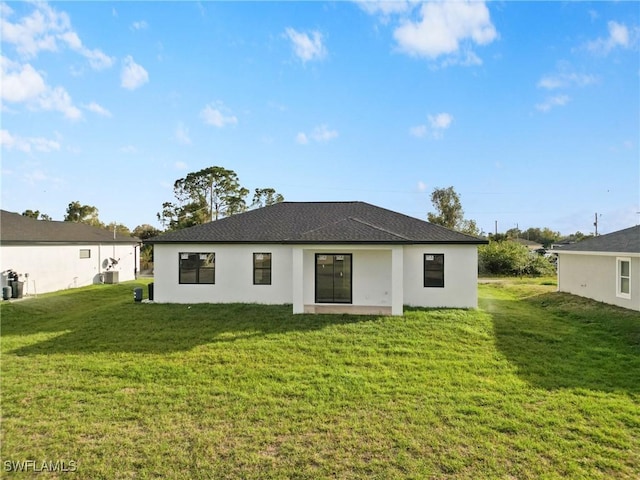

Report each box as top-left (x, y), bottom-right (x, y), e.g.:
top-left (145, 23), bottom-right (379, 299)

top-left (104, 271), bottom-right (119, 284)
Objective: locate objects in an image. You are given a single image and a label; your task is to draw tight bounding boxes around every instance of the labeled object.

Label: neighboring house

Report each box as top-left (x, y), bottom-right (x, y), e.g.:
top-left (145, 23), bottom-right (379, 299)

top-left (0, 210), bottom-right (140, 296)
top-left (554, 225), bottom-right (639, 311)
top-left (147, 201), bottom-right (487, 315)
top-left (513, 238), bottom-right (544, 251)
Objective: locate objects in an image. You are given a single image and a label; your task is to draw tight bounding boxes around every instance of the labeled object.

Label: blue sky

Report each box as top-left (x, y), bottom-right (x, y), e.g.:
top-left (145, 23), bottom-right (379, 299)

top-left (1, 1), bottom-right (638, 235)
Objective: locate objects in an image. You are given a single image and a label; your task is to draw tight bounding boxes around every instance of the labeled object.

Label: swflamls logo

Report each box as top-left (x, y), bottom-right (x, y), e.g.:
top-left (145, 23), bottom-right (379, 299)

top-left (4, 459), bottom-right (78, 472)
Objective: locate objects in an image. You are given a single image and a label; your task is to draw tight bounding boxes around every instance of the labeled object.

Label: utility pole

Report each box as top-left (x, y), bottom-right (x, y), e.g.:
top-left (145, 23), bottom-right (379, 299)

top-left (593, 212), bottom-right (599, 236)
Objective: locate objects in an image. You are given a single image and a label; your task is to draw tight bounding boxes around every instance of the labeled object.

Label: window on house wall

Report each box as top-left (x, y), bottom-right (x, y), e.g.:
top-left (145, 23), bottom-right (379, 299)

top-left (253, 253), bottom-right (272, 285)
top-left (424, 254), bottom-right (444, 288)
top-left (617, 257), bottom-right (631, 299)
top-left (79, 249), bottom-right (91, 259)
top-left (179, 253), bottom-right (215, 284)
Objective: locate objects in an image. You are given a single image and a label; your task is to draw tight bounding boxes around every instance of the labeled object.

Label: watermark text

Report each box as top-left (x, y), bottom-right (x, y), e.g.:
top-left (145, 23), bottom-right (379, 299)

top-left (4, 459), bottom-right (77, 473)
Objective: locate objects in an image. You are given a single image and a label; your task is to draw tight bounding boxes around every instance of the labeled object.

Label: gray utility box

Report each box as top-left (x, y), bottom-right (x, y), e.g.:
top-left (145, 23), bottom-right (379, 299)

top-left (10, 281), bottom-right (23, 298)
top-left (104, 271), bottom-right (119, 284)
top-left (133, 287), bottom-right (143, 302)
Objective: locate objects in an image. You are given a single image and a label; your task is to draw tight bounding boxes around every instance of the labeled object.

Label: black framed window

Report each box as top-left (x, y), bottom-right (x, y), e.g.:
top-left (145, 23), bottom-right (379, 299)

top-left (179, 253), bottom-right (215, 284)
top-left (253, 253), bottom-right (272, 285)
top-left (315, 254), bottom-right (352, 303)
top-left (424, 254), bottom-right (444, 288)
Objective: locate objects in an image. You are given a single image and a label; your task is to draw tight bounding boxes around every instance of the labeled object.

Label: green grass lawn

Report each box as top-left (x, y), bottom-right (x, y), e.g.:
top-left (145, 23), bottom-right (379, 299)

top-left (1, 279), bottom-right (639, 479)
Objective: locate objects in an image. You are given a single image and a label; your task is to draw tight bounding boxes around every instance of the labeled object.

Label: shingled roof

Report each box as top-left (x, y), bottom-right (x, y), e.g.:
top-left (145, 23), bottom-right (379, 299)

top-left (148, 201), bottom-right (487, 245)
top-left (0, 210), bottom-right (139, 244)
top-left (554, 225), bottom-right (639, 254)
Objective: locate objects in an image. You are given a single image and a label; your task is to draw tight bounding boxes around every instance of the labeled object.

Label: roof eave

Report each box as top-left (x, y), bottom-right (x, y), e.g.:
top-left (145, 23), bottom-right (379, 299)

top-left (146, 239), bottom-right (488, 245)
top-left (554, 249), bottom-right (640, 257)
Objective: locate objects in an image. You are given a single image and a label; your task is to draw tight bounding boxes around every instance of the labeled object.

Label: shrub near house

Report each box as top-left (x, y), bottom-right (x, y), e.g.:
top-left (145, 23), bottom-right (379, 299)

top-left (479, 239), bottom-right (555, 276)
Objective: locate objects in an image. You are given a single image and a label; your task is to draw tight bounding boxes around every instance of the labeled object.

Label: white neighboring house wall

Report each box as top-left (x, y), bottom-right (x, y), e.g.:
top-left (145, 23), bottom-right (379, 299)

top-left (153, 242), bottom-right (480, 313)
top-left (0, 244), bottom-right (139, 295)
top-left (557, 251), bottom-right (640, 311)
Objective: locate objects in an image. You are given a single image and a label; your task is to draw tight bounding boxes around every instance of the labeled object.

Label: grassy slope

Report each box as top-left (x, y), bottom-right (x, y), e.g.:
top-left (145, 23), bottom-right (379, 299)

top-left (1, 280), bottom-right (638, 479)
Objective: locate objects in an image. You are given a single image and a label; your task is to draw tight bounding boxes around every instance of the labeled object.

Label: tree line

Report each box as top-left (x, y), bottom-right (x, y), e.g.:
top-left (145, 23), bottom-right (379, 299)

top-left (20, 166), bottom-right (284, 234)
top-left (157, 166), bottom-right (283, 230)
top-left (423, 186), bottom-right (590, 276)
top-left (20, 171), bottom-right (590, 276)
top-left (19, 166), bottom-right (284, 271)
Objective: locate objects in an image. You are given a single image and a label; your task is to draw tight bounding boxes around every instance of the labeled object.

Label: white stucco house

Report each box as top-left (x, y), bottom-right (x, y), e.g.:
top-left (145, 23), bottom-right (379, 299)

top-left (0, 210), bottom-right (140, 296)
top-left (147, 201), bottom-right (487, 315)
top-left (554, 225), bottom-right (639, 311)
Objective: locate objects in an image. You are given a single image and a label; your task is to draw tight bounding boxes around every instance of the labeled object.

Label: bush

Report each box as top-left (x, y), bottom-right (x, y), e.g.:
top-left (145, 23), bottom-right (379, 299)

top-left (523, 253), bottom-right (556, 276)
top-left (479, 240), bottom-right (555, 277)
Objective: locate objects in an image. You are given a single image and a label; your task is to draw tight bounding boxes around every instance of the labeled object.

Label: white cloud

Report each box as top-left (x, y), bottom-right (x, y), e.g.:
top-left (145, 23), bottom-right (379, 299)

top-left (409, 125), bottom-right (428, 138)
top-left (417, 180), bottom-right (428, 192)
top-left (174, 123), bottom-right (192, 145)
top-left (538, 72), bottom-right (597, 90)
top-left (200, 102), bottom-right (238, 128)
top-left (175, 161), bottom-right (188, 170)
top-left (297, 125), bottom-right (338, 145)
top-left (83, 101), bottom-right (112, 117)
top-left (24, 168), bottom-right (63, 186)
top-left (393, 1), bottom-right (497, 62)
top-left (429, 112), bottom-right (453, 129)
top-left (1, 129), bottom-right (60, 153)
top-left (0, 2), bottom-right (68, 57)
top-left (1, 56), bottom-right (81, 119)
top-left (0, 2), bottom-right (113, 69)
top-left (121, 55), bottom-right (149, 90)
top-left (81, 47), bottom-right (114, 70)
top-left (131, 20), bottom-right (149, 31)
top-left (285, 28), bottom-right (327, 63)
top-left (586, 21), bottom-right (635, 55)
top-left (535, 94), bottom-right (570, 113)
top-left (0, 57), bottom-right (46, 102)
top-left (29, 136), bottom-right (61, 152)
top-left (411, 112), bottom-right (453, 139)
top-left (119, 145), bottom-right (138, 154)
top-left (37, 86), bottom-right (82, 120)
top-left (310, 124), bottom-right (338, 142)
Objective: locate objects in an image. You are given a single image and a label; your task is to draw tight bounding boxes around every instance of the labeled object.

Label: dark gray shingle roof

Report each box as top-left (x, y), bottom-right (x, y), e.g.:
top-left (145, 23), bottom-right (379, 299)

top-left (555, 225), bottom-right (639, 254)
top-left (148, 201), bottom-right (487, 245)
top-left (0, 210), bottom-right (139, 244)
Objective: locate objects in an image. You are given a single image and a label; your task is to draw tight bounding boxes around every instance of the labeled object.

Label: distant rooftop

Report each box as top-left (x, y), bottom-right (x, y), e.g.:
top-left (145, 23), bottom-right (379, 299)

top-left (553, 225), bottom-right (639, 254)
top-left (1, 210), bottom-right (139, 244)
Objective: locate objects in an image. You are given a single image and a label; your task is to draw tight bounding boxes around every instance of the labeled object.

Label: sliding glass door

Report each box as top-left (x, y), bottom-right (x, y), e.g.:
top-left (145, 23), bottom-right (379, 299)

top-left (315, 254), bottom-right (352, 303)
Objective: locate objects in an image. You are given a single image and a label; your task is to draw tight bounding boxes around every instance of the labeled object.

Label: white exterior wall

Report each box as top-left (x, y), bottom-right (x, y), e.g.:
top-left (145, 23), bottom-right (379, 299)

top-left (300, 246), bottom-right (394, 308)
top-left (153, 244), bottom-right (293, 304)
top-left (557, 252), bottom-right (640, 311)
top-left (154, 242), bottom-right (480, 312)
top-left (403, 244), bottom-right (479, 308)
top-left (0, 243), bottom-right (139, 295)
